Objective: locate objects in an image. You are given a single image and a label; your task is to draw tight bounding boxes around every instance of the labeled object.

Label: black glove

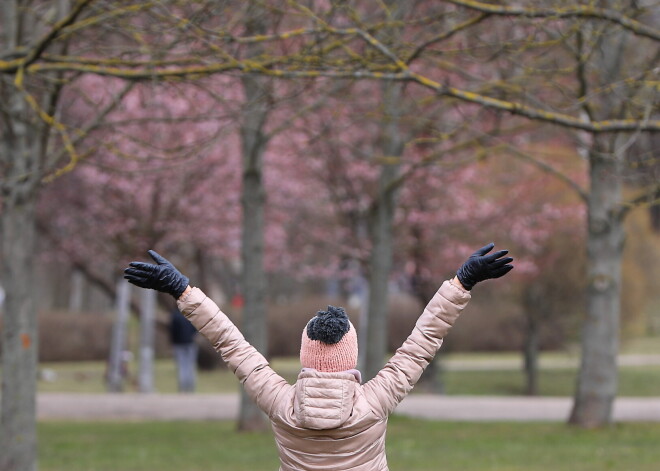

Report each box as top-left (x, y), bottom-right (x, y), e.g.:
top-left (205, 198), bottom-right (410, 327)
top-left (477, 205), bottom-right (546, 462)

top-left (124, 250), bottom-right (189, 298)
top-left (456, 243), bottom-right (513, 290)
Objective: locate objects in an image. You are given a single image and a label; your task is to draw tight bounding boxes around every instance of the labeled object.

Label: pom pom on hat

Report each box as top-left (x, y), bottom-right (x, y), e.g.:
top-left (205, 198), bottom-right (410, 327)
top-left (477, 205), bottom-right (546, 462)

top-left (306, 305), bottom-right (350, 344)
top-left (300, 305), bottom-right (358, 373)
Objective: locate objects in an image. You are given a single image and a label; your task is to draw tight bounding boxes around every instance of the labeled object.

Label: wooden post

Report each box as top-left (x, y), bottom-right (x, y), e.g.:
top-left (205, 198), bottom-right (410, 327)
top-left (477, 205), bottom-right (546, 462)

top-left (108, 279), bottom-right (130, 392)
top-left (138, 289), bottom-right (156, 393)
top-left (68, 269), bottom-right (85, 312)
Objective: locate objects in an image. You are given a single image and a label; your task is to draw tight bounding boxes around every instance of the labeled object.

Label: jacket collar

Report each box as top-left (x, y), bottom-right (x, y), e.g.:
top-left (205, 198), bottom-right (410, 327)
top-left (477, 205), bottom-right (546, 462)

top-left (300, 367), bottom-right (362, 384)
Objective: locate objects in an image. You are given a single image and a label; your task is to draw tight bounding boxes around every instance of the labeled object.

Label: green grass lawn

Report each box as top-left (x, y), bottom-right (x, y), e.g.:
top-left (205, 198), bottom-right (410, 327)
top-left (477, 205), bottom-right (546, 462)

top-left (35, 360), bottom-right (242, 394)
top-left (31, 357), bottom-right (660, 397)
top-left (39, 418), bottom-right (660, 471)
top-left (441, 365), bottom-right (660, 396)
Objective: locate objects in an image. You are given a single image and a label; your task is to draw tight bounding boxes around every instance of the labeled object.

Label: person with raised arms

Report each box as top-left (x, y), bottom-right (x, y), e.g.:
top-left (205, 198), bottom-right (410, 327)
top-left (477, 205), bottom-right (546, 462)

top-left (124, 243), bottom-right (513, 471)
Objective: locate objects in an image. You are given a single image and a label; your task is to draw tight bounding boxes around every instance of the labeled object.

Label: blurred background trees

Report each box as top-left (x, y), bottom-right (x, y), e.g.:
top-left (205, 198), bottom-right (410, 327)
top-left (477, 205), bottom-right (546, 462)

top-left (1, 1), bottom-right (659, 469)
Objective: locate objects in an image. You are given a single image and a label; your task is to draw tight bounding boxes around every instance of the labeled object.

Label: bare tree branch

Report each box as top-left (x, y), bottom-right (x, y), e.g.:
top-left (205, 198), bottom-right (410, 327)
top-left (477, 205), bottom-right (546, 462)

top-left (406, 13), bottom-right (490, 63)
top-left (445, 0), bottom-right (660, 42)
top-left (0, 0), bottom-right (95, 73)
top-left (502, 142), bottom-right (589, 202)
top-left (43, 81), bottom-right (136, 182)
top-left (20, 56), bottom-right (660, 133)
top-left (619, 182), bottom-right (660, 220)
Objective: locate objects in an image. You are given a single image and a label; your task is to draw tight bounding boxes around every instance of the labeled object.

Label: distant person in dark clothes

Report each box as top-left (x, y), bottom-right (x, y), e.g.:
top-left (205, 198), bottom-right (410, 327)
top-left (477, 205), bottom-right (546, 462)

top-left (170, 308), bottom-right (198, 392)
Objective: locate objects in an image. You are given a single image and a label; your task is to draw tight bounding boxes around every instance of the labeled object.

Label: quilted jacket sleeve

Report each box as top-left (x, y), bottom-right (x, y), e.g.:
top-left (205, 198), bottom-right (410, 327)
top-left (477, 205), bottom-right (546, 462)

top-left (362, 279), bottom-right (471, 418)
top-left (177, 287), bottom-right (291, 417)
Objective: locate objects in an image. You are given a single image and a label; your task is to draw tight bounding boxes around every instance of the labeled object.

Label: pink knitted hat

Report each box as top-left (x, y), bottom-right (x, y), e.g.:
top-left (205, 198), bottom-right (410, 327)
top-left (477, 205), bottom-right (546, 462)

top-left (300, 305), bottom-right (358, 373)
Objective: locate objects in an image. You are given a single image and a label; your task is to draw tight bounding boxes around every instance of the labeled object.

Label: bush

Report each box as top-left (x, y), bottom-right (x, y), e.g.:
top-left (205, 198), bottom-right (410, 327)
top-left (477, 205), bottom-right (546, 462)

top-left (264, 289), bottom-right (564, 358)
top-left (0, 311), bottom-right (172, 362)
top-left (443, 285), bottom-right (568, 353)
top-left (0, 286), bottom-right (567, 364)
top-left (268, 295), bottom-right (351, 358)
top-left (38, 311), bottom-right (114, 362)
top-left (388, 286), bottom-right (569, 354)
top-left (195, 335), bottom-right (227, 370)
top-left (386, 294), bottom-right (425, 351)
top-left (267, 293), bottom-right (425, 358)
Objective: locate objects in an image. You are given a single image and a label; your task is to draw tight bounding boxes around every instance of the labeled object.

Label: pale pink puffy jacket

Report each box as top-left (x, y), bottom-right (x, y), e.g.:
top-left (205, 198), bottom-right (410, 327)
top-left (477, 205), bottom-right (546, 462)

top-left (177, 279), bottom-right (471, 471)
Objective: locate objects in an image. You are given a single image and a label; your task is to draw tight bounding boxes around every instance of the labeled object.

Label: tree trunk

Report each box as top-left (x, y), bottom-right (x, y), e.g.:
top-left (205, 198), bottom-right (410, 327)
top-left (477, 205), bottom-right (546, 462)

top-left (363, 80), bottom-right (405, 381)
top-left (1, 12), bottom-right (74, 468)
top-left (0, 197), bottom-right (38, 471)
top-left (237, 146), bottom-right (268, 430)
top-left (363, 173), bottom-right (397, 381)
top-left (237, 25), bottom-right (271, 428)
top-left (569, 2), bottom-right (629, 427)
top-left (68, 269), bottom-right (85, 312)
top-left (524, 313), bottom-right (540, 396)
top-left (569, 137), bottom-right (624, 427)
top-left (523, 285), bottom-right (542, 396)
top-left (409, 225), bottom-right (445, 394)
top-left (0, 8), bottom-right (41, 459)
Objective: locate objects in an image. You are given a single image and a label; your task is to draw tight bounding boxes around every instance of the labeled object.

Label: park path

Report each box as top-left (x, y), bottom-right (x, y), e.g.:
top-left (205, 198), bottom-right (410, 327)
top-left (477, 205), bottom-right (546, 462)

top-left (36, 353), bottom-right (660, 422)
top-left (37, 393), bottom-right (660, 422)
top-left (441, 353), bottom-right (660, 370)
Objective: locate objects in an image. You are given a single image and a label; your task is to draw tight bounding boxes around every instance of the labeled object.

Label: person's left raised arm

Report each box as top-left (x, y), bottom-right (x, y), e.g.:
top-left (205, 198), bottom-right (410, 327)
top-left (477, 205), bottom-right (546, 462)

top-left (362, 243), bottom-right (513, 417)
top-left (362, 278), bottom-right (471, 417)
top-left (178, 285), bottom-right (192, 300)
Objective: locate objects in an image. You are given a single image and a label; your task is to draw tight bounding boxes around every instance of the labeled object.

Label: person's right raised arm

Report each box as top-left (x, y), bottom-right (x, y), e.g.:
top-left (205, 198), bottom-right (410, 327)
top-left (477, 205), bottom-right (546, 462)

top-left (124, 250), bottom-right (290, 416)
top-left (176, 286), bottom-right (290, 415)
